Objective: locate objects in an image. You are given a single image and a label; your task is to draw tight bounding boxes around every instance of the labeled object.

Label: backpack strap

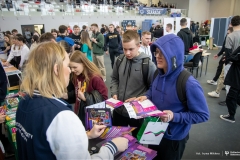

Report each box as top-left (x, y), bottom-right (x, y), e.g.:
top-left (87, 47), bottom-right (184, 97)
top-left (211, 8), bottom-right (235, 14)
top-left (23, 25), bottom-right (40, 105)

top-left (142, 57), bottom-right (150, 88)
top-left (176, 70), bottom-right (191, 109)
top-left (115, 54), bottom-right (125, 72)
top-left (153, 69), bottom-right (158, 81)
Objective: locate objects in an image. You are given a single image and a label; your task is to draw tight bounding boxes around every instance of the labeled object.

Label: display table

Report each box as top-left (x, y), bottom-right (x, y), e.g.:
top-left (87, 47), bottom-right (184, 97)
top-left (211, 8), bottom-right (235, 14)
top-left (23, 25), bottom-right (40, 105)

top-left (3, 65), bottom-right (21, 90)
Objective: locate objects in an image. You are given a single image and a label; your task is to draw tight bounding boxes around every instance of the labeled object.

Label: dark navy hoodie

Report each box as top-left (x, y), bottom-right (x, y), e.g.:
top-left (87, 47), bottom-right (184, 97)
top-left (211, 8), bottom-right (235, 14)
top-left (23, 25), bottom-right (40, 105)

top-left (146, 34), bottom-right (209, 141)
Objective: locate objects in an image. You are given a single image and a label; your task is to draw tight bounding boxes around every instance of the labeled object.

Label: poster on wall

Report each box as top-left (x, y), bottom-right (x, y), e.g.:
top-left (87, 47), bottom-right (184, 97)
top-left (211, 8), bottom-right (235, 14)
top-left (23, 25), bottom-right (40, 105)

top-left (175, 17), bottom-right (190, 34)
top-left (122, 20), bottom-right (136, 31)
top-left (170, 9), bottom-right (181, 17)
top-left (163, 18), bottom-right (174, 35)
top-left (139, 7), bottom-right (167, 16)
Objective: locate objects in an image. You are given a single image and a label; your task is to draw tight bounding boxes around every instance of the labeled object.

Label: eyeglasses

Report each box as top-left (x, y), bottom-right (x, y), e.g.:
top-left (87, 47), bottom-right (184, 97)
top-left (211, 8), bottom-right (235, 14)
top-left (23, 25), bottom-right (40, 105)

top-left (153, 51), bottom-right (164, 57)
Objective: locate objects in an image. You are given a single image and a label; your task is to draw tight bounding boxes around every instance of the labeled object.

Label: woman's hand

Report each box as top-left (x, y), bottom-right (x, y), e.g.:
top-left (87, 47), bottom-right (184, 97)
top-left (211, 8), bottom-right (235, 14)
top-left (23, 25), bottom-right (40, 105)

top-left (3, 61), bottom-right (10, 66)
top-left (77, 81), bottom-right (86, 101)
top-left (87, 125), bottom-right (106, 139)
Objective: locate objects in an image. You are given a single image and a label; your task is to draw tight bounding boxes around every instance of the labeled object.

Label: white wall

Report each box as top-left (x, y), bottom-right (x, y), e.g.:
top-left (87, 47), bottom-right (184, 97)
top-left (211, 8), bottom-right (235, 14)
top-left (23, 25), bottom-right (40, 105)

top-left (209, 0), bottom-right (235, 18)
top-left (188, 0), bottom-right (210, 23)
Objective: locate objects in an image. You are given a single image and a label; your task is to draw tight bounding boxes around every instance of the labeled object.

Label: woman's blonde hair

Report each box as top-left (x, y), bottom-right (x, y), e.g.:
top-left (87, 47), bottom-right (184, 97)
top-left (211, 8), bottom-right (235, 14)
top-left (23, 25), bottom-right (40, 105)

top-left (21, 42), bottom-right (67, 98)
top-left (70, 51), bottom-right (101, 86)
top-left (80, 31), bottom-right (92, 50)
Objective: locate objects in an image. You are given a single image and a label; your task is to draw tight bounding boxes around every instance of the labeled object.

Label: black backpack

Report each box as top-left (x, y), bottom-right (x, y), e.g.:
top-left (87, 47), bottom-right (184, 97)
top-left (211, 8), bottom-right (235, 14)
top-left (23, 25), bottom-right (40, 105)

top-left (116, 54), bottom-right (191, 108)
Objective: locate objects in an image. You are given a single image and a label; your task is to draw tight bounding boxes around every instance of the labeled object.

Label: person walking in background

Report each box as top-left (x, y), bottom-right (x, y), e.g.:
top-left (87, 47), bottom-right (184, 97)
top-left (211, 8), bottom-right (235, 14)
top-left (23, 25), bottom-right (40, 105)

top-left (104, 24), bottom-right (121, 68)
top-left (138, 31), bottom-right (152, 60)
top-left (80, 31), bottom-right (93, 61)
top-left (68, 25), bottom-right (81, 51)
top-left (177, 18), bottom-right (193, 63)
top-left (90, 23), bottom-right (106, 81)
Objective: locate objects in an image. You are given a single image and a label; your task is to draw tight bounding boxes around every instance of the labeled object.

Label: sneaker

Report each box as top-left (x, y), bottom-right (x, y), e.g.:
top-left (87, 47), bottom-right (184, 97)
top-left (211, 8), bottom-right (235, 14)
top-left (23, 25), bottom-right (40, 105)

top-left (207, 80), bottom-right (217, 85)
top-left (218, 101), bottom-right (226, 106)
top-left (220, 114), bottom-right (235, 123)
top-left (208, 91), bottom-right (220, 98)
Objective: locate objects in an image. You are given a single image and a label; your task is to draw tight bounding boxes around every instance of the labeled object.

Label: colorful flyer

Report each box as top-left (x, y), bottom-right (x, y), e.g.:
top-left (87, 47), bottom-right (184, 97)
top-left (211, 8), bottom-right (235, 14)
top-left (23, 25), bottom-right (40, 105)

top-left (117, 143), bottom-right (157, 160)
top-left (87, 108), bottom-right (112, 130)
top-left (100, 126), bottom-right (136, 139)
top-left (105, 98), bottom-right (123, 109)
top-left (131, 100), bottom-right (158, 116)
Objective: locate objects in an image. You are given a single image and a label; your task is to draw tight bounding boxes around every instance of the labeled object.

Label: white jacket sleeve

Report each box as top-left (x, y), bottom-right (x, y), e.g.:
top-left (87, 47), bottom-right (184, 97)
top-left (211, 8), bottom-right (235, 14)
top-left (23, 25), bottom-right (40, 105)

top-left (46, 110), bottom-right (116, 160)
top-left (19, 46), bottom-right (29, 67)
top-left (7, 46), bottom-right (15, 62)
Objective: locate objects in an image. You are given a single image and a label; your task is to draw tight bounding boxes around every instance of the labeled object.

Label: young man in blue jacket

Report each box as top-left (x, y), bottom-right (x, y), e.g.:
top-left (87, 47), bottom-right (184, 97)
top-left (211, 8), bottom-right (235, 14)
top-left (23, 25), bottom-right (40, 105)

top-left (136, 34), bottom-right (209, 160)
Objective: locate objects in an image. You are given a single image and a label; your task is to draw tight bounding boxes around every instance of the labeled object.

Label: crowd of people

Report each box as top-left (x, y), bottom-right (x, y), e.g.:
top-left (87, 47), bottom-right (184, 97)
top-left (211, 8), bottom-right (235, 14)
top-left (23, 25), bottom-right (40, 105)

top-left (0, 15), bottom-right (239, 159)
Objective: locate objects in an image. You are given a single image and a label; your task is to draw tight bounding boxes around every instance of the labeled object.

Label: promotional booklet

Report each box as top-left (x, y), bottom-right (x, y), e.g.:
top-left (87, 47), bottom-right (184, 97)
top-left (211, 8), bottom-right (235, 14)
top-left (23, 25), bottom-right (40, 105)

top-left (117, 143), bottom-right (157, 160)
top-left (124, 99), bottom-right (166, 119)
top-left (105, 98), bottom-right (124, 109)
top-left (86, 108), bottom-right (112, 130)
top-left (100, 126), bottom-right (136, 139)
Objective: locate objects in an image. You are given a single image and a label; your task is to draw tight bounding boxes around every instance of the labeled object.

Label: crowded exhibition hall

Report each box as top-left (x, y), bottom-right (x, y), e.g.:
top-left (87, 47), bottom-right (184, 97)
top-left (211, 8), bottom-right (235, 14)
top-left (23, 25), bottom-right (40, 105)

top-left (0, 0), bottom-right (240, 159)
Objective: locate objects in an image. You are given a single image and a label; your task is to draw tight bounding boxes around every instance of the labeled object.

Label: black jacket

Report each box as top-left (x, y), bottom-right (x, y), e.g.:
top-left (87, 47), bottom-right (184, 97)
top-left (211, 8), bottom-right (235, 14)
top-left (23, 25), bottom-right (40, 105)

top-left (217, 35), bottom-right (227, 57)
top-left (153, 28), bottom-right (163, 38)
top-left (104, 31), bottom-right (121, 51)
top-left (0, 64), bottom-right (7, 103)
top-left (177, 28), bottom-right (193, 55)
top-left (224, 46), bottom-right (240, 90)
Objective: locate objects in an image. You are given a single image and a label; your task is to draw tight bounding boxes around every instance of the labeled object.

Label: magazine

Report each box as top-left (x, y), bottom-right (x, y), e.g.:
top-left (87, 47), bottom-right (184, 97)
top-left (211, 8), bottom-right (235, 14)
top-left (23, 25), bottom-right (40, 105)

top-left (86, 108), bottom-right (112, 130)
top-left (117, 143), bottom-right (157, 160)
top-left (105, 98), bottom-right (124, 109)
top-left (100, 126), bottom-right (136, 139)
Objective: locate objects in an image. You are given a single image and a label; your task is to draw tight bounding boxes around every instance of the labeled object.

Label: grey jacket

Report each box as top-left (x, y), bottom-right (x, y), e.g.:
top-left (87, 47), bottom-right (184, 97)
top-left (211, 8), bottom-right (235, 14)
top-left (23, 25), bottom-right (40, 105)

top-left (110, 52), bottom-right (156, 117)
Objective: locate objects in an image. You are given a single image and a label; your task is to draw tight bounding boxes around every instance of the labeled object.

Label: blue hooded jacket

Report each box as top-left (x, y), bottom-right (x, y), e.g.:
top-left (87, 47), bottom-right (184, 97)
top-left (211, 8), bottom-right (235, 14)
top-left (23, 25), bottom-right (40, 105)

top-left (146, 34), bottom-right (209, 141)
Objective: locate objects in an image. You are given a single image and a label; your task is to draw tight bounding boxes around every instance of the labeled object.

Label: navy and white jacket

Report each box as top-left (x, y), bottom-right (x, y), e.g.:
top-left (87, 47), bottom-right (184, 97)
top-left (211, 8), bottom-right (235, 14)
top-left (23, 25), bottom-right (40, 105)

top-left (16, 90), bottom-right (117, 160)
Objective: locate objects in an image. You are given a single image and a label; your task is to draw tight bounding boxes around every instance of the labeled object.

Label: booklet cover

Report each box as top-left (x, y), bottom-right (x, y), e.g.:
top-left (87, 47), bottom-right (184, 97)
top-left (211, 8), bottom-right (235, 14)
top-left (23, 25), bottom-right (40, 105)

top-left (131, 100), bottom-right (158, 116)
top-left (86, 108), bottom-right (112, 130)
top-left (105, 98), bottom-right (123, 109)
top-left (100, 126), bottom-right (136, 139)
top-left (117, 143), bottom-right (157, 160)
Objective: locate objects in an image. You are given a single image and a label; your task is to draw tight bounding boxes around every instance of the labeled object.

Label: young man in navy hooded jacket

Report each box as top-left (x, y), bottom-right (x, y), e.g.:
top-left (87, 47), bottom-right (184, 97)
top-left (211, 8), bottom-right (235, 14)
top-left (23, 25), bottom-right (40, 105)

top-left (136, 34), bottom-right (209, 160)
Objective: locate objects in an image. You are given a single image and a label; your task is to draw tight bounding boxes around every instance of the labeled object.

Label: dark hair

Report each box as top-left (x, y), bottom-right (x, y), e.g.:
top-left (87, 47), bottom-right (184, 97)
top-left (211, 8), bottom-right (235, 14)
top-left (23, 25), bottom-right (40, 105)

top-left (101, 24), bottom-right (105, 28)
top-left (91, 23), bottom-right (98, 28)
top-left (51, 29), bottom-right (58, 33)
top-left (228, 27), bottom-right (233, 33)
top-left (73, 25), bottom-right (79, 29)
top-left (16, 35), bottom-right (26, 43)
top-left (166, 23), bottom-right (172, 29)
top-left (39, 32), bottom-right (55, 42)
top-left (11, 29), bottom-right (18, 33)
top-left (180, 18), bottom-right (187, 26)
top-left (156, 25), bottom-right (161, 29)
top-left (59, 25), bottom-right (67, 34)
top-left (58, 40), bottom-right (71, 53)
top-left (32, 35), bottom-right (39, 43)
top-left (82, 25), bottom-right (87, 30)
top-left (5, 31), bottom-right (11, 35)
top-left (16, 33), bottom-right (23, 37)
top-left (34, 30), bottom-right (40, 37)
top-left (231, 15), bottom-right (240, 27)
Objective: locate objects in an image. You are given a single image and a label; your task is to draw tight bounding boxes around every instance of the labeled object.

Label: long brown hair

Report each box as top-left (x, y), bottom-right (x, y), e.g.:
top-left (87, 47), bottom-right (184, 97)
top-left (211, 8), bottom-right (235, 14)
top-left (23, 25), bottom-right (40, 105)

top-left (4, 34), bottom-right (12, 47)
top-left (80, 31), bottom-right (92, 50)
top-left (70, 51), bottom-right (101, 86)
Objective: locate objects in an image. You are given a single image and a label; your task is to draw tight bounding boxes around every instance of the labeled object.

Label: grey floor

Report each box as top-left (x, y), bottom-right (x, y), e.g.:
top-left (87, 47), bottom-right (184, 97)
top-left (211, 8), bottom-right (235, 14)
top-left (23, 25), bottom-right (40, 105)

top-left (103, 48), bottom-right (240, 160)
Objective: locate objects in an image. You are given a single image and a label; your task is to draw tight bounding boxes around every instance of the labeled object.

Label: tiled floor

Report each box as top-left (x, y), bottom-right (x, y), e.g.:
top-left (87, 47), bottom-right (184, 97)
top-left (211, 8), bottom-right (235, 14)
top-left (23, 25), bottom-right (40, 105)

top-left (103, 48), bottom-right (240, 160)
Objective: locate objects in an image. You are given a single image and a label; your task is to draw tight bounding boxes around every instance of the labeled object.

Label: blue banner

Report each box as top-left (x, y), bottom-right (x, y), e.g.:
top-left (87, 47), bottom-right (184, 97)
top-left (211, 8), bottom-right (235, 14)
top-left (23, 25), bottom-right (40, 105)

top-left (139, 7), bottom-right (167, 15)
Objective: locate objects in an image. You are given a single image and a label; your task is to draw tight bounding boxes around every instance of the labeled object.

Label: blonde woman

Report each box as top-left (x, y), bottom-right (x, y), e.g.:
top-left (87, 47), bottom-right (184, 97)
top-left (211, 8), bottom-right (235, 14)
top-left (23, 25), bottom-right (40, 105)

top-left (16, 42), bottom-right (128, 160)
top-left (80, 31), bottom-right (92, 61)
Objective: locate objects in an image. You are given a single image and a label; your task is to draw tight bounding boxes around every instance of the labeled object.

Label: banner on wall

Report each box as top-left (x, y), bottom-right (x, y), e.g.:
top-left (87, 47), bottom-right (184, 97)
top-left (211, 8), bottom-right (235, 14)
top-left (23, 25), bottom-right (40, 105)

top-left (139, 7), bottom-right (167, 16)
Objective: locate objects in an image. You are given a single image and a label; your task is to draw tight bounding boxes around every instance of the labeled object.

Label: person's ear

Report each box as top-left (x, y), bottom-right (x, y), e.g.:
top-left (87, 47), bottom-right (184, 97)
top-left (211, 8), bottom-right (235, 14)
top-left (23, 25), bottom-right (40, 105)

top-left (53, 64), bottom-right (58, 76)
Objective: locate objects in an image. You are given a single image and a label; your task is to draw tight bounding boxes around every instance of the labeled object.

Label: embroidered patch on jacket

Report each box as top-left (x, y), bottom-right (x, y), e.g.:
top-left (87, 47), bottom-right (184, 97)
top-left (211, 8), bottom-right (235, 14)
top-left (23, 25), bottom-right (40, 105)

top-left (171, 56), bottom-right (177, 71)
